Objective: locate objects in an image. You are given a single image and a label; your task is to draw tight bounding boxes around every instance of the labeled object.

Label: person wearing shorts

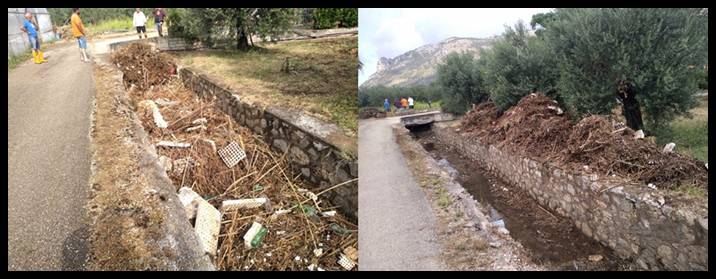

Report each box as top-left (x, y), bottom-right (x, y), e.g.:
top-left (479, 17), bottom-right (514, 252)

top-left (71, 8), bottom-right (90, 63)
top-left (20, 12), bottom-right (47, 64)
top-left (133, 8), bottom-right (148, 39)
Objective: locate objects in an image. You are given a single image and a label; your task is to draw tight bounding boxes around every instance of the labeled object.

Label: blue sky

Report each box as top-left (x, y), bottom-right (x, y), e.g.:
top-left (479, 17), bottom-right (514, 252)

top-left (359, 8), bottom-right (554, 85)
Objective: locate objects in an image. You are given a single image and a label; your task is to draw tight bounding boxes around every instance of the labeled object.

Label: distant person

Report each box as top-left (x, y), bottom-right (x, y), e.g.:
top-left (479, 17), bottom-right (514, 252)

top-left (20, 12), bottom-right (47, 64)
top-left (154, 8), bottom-right (166, 37)
top-left (408, 96), bottom-right (414, 109)
top-left (394, 98), bottom-right (402, 111)
top-left (427, 99), bottom-right (432, 108)
top-left (401, 97), bottom-right (408, 110)
top-left (71, 8), bottom-right (90, 63)
top-left (384, 98), bottom-right (391, 112)
top-left (133, 8), bottom-right (148, 39)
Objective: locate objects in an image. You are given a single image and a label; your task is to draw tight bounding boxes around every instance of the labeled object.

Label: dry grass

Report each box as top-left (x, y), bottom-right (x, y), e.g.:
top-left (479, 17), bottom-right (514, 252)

top-left (126, 77), bottom-right (357, 271)
top-left (172, 35), bottom-right (358, 136)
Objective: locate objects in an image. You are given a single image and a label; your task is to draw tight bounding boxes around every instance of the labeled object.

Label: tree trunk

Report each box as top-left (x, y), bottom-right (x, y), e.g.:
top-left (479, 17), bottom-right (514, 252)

top-left (617, 83), bottom-right (644, 131)
top-left (236, 11), bottom-right (249, 51)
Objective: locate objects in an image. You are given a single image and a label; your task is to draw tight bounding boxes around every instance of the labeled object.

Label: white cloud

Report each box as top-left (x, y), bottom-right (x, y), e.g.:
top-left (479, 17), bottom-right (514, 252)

top-left (359, 8), bottom-right (554, 85)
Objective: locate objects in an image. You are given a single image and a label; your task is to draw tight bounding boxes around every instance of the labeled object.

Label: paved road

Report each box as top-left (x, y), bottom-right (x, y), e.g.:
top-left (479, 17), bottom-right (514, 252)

top-left (7, 43), bottom-right (95, 270)
top-left (358, 117), bottom-right (445, 271)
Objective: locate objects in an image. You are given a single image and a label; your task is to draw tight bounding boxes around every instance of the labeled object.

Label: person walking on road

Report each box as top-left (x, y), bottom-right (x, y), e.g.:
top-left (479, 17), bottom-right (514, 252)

top-left (394, 98), bottom-right (402, 111)
top-left (401, 97), bottom-right (408, 111)
top-left (154, 8), bottom-right (166, 37)
top-left (408, 96), bottom-right (414, 109)
top-left (71, 8), bottom-right (90, 63)
top-left (384, 98), bottom-right (391, 112)
top-left (20, 12), bottom-right (47, 64)
top-left (133, 8), bottom-right (148, 39)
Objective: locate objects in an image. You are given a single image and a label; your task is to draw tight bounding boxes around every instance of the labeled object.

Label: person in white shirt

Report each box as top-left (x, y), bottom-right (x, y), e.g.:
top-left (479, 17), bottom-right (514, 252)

top-left (408, 96), bottom-right (415, 109)
top-left (133, 8), bottom-right (148, 39)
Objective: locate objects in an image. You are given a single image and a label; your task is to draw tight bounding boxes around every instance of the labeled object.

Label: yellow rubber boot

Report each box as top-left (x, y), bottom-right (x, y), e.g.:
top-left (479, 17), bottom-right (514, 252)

top-left (37, 50), bottom-right (48, 63)
top-left (32, 50), bottom-right (41, 64)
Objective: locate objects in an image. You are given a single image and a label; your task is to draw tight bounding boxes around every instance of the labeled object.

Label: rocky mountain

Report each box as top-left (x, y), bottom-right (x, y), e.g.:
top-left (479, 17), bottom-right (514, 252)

top-left (361, 36), bottom-right (498, 88)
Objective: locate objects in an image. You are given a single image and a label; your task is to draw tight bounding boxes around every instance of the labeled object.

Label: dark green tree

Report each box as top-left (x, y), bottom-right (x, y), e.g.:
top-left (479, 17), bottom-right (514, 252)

top-left (437, 52), bottom-right (488, 114)
top-left (481, 21), bottom-right (560, 111)
top-left (167, 8), bottom-right (297, 51)
top-left (547, 8), bottom-right (708, 132)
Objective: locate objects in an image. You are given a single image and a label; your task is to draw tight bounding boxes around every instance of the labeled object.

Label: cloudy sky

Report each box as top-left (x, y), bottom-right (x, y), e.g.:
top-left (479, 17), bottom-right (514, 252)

top-left (358, 8), bottom-right (554, 85)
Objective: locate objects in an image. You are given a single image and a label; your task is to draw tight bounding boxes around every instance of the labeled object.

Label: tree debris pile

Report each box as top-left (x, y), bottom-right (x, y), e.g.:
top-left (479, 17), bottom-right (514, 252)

top-left (111, 43), bottom-right (177, 90)
top-left (126, 77), bottom-right (358, 271)
top-left (460, 93), bottom-right (707, 191)
top-left (358, 107), bottom-right (386, 119)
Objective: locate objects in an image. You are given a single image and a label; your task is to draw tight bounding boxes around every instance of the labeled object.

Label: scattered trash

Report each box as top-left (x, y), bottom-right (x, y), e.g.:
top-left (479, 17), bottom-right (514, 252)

top-left (547, 105), bottom-right (564, 115)
top-left (306, 191), bottom-right (318, 201)
top-left (192, 118), bottom-right (208, 125)
top-left (252, 184), bottom-right (264, 192)
top-left (343, 247), bottom-right (358, 261)
top-left (489, 242), bottom-right (502, 248)
top-left (634, 130), bottom-right (645, 139)
top-left (502, 187), bottom-right (509, 192)
top-left (156, 141), bottom-right (191, 148)
top-left (588, 254), bottom-right (603, 262)
top-left (221, 198), bottom-right (268, 211)
top-left (294, 256), bottom-right (302, 262)
top-left (705, 163), bottom-right (708, 170)
top-left (300, 204), bottom-right (317, 217)
top-left (194, 198), bottom-right (221, 256)
top-left (321, 210), bottom-right (336, 217)
top-left (337, 253), bottom-right (356, 270)
top-left (307, 264), bottom-right (316, 271)
top-left (330, 223), bottom-right (348, 235)
top-left (276, 231), bottom-right (286, 235)
top-left (313, 248), bottom-right (323, 257)
top-left (243, 222), bottom-right (268, 249)
top-left (647, 183), bottom-right (657, 190)
top-left (491, 219), bottom-right (505, 228)
top-left (178, 187), bottom-right (202, 219)
top-left (158, 155), bottom-right (173, 172)
top-left (662, 143), bottom-right (675, 153)
top-left (218, 141), bottom-right (246, 168)
top-left (317, 267), bottom-right (325, 271)
top-left (657, 196), bottom-right (665, 206)
top-left (154, 98), bottom-right (178, 107)
top-left (497, 227), bottom-right (510, 235)
top-left (270, 209), bottom-right (292, 220)
top-left (186, 125), bottom-right (207, 132)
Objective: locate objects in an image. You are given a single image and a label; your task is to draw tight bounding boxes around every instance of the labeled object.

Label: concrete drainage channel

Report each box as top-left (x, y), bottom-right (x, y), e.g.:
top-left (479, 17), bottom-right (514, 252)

top-left (399, 111), bottom-right (707, 271)
top-left (100, 41), bottom-right (358, 270)
top-left (409, 127), bottom-right (629, 270)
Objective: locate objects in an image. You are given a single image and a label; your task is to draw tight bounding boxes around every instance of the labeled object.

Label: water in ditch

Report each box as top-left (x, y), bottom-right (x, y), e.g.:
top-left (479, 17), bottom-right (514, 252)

top-left (411, 127), bottom-right (633, 270)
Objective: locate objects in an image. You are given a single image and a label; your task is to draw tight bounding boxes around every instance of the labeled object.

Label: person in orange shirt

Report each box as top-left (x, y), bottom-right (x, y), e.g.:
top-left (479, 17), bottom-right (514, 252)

top-left (71, 8), bottom-right (90, 63)
top-left (400, 97), bottom-right (408, 111)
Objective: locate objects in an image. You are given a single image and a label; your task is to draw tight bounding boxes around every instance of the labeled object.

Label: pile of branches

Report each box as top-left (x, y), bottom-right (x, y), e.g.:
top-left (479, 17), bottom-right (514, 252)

top-left (111, 43), bottom-right (177, 90)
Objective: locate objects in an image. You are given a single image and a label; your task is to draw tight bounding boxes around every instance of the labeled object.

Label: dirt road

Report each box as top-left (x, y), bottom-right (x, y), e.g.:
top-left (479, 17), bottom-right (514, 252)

top-left (358, 117), bottom-right (445, 271)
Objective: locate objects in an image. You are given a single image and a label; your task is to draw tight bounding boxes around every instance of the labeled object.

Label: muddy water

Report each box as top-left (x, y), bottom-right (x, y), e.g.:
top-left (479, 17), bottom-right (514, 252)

top-left (412, 129), bottom-right (632, 270)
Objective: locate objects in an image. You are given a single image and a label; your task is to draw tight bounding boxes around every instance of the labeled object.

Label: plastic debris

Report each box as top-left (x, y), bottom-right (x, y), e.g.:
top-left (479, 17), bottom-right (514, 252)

top-left (177, 187), bottom-right (202, 219)
top-left (192, 118), bottom-right (208, 125)
top-left (270, 209), bottom-right (292, 220)
top-left (221, 198), bottom-right (268, 211)
top-left (300, 204), bottom-right (317, 217)
top-left (195, 198), bottom-right (221, 256)
top-left (337, 254), bottom-right (356, 270)
top-left (158, 155), bottom-right (173, 172)
top-left (647, 183), bottom-right (657, 190)
top-left (156, 141), bottom-right (191, 148)
top-left (252, 184), bottom-right (264, 192)
top-left (634, 130), bottom-right (645, 139)
top-left (218, 141), bottom-right (246, 168)
top-left (243, 222), bottom-right (268, 249)
top-left (321, 210), bottom-right (336, 217)
top-left (307, 264), bottom-right (316, 271)
top-left (547, 105), bottom-right (564, 115)
top-left (330, 223), bottom-right (348, 235)
top-left (313, 248), bottom-right (323, 257)
top-left (154, 98), bottom-right (179, 107)
top-left (491, 219), bottom-right (505, 228)
top-left (186, 125), bottom-right (207, 132)
top-left (343, 247), bottom-right (358, 261)
top-left (294, 256), bottom-right (301, 262)
top-left (588, 254), bottom-right (603, 262)
top-left (662, 143), bottom-right (675, 153)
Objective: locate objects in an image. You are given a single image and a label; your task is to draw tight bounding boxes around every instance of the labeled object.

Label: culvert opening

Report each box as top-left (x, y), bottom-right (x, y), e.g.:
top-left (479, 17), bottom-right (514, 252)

top-left (113, 43), bottom-right (357, 271)
top-left (409, 126), bottom-right (631, 270)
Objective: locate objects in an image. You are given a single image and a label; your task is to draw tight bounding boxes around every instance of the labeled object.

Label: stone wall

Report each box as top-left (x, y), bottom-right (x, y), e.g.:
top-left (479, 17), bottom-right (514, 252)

top-left (432, 125), bottom-right (708, 270)
top-left (179, 67), bottom-right (358, 221)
